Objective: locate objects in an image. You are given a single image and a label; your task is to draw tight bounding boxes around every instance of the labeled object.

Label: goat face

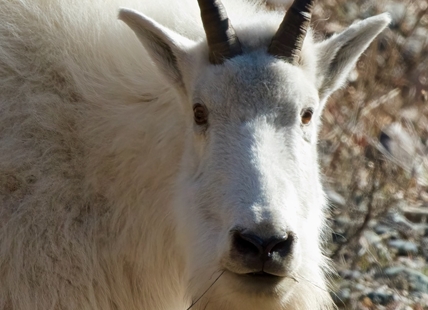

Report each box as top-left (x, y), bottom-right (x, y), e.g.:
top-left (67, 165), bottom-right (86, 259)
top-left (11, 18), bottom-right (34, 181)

top-left (177, 53), bottom-right (326, 303)
top-left (119, 1), bottom-right (390, 308)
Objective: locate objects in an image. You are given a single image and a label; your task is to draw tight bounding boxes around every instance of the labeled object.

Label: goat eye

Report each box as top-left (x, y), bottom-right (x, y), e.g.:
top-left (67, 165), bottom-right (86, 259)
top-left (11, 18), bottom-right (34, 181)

top-left (301, 108), bottom-right (313, 125)
top-left (193, 103), bottom-right (208, 125)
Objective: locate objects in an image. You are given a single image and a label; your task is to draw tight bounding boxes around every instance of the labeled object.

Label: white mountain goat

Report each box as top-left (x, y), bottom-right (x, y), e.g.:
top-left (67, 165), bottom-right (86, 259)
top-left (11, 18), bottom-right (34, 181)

top-left (0, 0), bottom-right (390, 309)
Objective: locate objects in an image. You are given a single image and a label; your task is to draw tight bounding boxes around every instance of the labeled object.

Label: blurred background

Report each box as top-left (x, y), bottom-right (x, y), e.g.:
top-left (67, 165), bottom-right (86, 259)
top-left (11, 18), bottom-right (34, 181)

top-left (269, 0), bottom-right (428, 309)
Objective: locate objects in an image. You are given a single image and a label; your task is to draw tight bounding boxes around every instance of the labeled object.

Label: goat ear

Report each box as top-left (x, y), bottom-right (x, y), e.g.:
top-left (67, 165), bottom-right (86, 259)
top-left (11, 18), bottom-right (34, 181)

top-left (315, 13), bottom-right (391, 100)
top-left (119, 9), bottom-right (194, 93)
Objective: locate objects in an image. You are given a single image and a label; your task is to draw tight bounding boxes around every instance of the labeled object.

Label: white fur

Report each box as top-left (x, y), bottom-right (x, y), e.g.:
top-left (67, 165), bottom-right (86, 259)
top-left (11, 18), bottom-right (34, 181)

top-left (0, 1), bottom-right (390, 309)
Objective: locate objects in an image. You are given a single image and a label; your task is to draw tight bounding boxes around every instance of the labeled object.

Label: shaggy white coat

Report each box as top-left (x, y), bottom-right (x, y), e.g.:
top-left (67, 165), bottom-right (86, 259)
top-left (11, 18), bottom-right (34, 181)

top-left (0, 0), bottom-right (390, 309)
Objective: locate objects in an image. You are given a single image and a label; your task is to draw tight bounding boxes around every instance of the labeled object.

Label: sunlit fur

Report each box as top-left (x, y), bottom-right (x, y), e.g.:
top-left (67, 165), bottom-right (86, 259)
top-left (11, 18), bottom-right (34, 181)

top-left (0, 0), bottom-right (390, 309)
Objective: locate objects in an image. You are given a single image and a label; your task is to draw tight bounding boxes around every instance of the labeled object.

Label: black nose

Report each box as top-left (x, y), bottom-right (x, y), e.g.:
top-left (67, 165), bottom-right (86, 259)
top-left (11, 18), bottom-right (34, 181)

top-left (232, 230), bottom-right (294, 261)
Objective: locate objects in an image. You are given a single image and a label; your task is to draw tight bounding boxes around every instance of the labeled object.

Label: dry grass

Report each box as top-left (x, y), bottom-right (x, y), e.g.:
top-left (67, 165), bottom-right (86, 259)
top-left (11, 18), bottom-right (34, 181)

top-left (307, 0), bottom-right (428, 308)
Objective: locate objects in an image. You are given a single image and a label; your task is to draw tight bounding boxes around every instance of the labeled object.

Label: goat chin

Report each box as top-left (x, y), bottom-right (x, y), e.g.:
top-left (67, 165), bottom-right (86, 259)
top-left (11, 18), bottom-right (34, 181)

top-left (0, 0), bottom-right (390, 309)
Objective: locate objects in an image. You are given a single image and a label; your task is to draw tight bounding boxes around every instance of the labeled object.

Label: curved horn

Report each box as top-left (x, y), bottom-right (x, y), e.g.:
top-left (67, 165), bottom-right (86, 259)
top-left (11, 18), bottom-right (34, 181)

top-left (197, 0), bottom-right (242, 64)
top-left (268, 0), bottom-right (314, 64)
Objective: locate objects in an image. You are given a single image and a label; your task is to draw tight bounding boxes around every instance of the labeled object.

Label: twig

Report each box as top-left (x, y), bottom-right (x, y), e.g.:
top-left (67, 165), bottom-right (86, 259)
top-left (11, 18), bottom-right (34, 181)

top-left (186, 271), bottom-right (224, 310)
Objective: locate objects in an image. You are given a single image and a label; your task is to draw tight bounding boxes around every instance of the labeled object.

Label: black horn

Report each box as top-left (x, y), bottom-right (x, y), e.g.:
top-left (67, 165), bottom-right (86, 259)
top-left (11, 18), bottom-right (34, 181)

top-left (197, 0), bottom-right (242, 64)
top-left (268, 0), bottom-right (314, 64)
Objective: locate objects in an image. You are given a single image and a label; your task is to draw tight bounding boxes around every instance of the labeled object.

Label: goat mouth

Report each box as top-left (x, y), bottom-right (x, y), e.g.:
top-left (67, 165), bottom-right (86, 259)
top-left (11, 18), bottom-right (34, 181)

top-left (246, 271), bottom-right (281, 279)
top-left (224, 270), bottom-right (287, 295)
top-left (231, 270), bottom-right (284, 284)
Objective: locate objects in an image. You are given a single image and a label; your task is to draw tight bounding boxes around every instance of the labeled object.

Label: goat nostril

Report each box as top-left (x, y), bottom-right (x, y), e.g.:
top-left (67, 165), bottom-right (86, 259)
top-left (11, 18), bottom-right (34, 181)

top-left (267, 234), bottom-right (294, 258)
top-left (232, 231), bottom-right (295, 259)
top-left (232, 232), bottom-right (262, 256)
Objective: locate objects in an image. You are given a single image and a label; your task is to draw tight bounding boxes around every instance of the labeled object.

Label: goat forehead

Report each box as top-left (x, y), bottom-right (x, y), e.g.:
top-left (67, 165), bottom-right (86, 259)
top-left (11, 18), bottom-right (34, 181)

top-left (195, 53), bottom-right (317, 119)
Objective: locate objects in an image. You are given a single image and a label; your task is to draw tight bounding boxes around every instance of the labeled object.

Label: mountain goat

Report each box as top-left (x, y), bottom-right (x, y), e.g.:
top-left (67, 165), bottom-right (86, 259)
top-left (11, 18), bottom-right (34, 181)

top-left (0, 0), bottom-right (390, 309)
